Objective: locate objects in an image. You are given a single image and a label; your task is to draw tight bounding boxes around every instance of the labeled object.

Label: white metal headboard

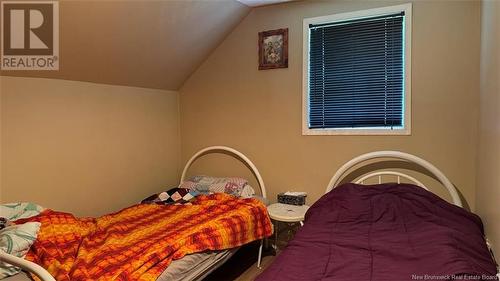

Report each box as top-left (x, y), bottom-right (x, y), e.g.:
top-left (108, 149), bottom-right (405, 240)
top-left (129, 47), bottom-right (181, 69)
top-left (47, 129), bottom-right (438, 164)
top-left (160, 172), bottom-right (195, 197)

top-left (325, 151), bottom-right (462, 207)
top-left (180, 146), bottom-right (267, 198)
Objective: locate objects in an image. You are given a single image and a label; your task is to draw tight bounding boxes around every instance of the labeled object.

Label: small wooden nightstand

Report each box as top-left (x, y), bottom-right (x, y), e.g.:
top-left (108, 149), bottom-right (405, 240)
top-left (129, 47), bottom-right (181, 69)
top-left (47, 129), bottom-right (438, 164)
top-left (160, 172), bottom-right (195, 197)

top-left (267, 203), bottom-right (310, 250)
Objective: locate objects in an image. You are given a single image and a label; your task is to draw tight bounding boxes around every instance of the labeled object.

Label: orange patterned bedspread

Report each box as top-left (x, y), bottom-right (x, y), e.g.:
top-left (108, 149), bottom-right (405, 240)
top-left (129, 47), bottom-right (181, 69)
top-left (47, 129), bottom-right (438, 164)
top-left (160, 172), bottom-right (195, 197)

top-left (20, 193), bottom-right (272, 281)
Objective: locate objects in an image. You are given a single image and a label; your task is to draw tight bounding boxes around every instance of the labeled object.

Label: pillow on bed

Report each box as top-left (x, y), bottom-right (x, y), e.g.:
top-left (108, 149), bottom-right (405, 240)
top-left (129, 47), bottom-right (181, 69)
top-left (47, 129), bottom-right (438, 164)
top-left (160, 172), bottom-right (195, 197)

top-left (179, 176), bottom-right (255, 197)
top-left (0, 222), bottom-right (41, 279)
top-left (240, 185), bottom-right (256, 198)
top-left (0, 203), bottom-right (45, 221)
top-left (141, 188), bottom-right (198, 205)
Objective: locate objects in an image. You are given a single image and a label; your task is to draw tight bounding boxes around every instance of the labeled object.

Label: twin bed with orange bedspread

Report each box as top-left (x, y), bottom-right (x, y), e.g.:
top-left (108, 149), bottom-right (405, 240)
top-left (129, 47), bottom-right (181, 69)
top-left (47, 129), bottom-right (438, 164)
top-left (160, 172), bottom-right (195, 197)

top-left (18, 193), bottom-right (271, 281)
top-left (1, 146), bottom-right (272, 281)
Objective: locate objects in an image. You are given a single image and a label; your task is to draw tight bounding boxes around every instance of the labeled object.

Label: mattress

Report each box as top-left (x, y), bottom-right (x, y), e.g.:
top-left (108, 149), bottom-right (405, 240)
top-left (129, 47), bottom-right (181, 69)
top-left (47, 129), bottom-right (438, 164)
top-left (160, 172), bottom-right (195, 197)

top-left (157, 248), bottom-right (237, 281)
top-left (4, 249), bottom-right (236, 281)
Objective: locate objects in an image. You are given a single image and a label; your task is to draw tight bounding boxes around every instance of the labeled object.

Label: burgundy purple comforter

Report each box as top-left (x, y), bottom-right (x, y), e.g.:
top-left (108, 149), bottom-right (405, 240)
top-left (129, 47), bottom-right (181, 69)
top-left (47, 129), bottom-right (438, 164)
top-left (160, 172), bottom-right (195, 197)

top-left (257, 183), bottom-right (498, 281)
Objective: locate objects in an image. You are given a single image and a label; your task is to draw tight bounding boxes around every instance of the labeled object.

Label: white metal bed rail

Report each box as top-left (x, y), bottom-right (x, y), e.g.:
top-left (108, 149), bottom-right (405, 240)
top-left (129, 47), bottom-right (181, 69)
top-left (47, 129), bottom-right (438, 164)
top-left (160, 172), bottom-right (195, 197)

top-left (325, 151), bottom-right (462, 207)
top-left (180, 146), bottom-right (267, 199)
top-left (0, 251), bottom-right (55, 281)
top-left (180, 145), bottom-right (267, 268)
top-left (356, 171), bottom-right (428, 190)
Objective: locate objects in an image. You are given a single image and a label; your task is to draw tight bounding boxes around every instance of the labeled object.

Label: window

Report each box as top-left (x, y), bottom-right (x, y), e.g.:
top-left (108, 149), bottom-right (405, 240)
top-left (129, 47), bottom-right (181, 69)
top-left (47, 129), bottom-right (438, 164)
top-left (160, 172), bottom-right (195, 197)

top-left (303, 4), bottom-right (412, 135)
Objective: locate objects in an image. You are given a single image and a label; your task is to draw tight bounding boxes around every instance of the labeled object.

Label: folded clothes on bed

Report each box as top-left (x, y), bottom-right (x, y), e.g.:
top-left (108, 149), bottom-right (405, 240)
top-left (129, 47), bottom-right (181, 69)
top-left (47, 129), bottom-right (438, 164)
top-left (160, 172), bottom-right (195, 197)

top-left (16, 193), bottom-right (272, 281)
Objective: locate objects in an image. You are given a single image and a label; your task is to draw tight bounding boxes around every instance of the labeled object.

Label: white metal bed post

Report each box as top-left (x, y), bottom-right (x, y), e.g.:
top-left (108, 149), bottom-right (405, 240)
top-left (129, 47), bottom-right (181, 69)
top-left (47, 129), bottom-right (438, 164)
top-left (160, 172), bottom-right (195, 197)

top-left (0, 251), bottom-right (55, 281)
top-left (324, 151), bottom-right (463, 207)
top-left (180, 146), bottom-right (268, 268)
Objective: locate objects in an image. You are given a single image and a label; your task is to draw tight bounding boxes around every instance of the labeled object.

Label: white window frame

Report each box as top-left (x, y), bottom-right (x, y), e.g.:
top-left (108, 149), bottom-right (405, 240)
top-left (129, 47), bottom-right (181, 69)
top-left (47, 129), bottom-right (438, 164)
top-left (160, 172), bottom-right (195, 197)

top-left (302, 3), bottom-right (412, 136)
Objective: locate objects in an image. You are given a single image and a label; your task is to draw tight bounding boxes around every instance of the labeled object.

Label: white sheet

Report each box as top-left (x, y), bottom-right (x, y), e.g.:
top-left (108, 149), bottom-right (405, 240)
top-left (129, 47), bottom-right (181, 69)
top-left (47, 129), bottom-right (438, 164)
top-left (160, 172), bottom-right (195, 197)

top-left (3, 249), bottom-right (236, 281)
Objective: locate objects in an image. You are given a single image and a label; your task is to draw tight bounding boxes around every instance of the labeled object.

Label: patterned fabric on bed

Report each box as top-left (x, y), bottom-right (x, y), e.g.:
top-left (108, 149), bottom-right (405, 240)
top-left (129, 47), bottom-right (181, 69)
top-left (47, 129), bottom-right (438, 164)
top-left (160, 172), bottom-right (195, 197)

top-left (17, 193), bottom-right (272, 281)
top-left (141, 188), bottom-right (198, 205)
top-left (1, 203), bottom-right (45, 221)
top-left (179, 176), bottom-right (255, 197)
top-left (0, 222), bottom-right (41, 279)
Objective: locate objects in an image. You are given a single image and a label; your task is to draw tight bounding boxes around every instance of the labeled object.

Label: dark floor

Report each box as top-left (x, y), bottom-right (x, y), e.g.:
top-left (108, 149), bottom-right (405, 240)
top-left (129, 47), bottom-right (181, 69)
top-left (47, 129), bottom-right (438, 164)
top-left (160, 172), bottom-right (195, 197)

top-left (203, 241), bottom-right (274, 281)
top-left (203, 221), bottom-right (300, 280)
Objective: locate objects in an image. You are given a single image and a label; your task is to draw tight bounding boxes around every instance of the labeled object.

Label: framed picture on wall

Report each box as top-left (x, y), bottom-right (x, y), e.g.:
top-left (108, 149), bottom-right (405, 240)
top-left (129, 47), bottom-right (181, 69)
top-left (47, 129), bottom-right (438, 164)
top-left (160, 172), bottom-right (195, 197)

top-left (258, 28), bottom-right (288, 70)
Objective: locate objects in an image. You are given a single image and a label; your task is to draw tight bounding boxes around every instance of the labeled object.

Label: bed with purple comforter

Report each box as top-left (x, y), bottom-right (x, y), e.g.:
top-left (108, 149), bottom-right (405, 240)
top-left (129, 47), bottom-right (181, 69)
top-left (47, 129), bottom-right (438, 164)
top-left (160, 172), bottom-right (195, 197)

top-left (257, 183), bottom-right (498, 281)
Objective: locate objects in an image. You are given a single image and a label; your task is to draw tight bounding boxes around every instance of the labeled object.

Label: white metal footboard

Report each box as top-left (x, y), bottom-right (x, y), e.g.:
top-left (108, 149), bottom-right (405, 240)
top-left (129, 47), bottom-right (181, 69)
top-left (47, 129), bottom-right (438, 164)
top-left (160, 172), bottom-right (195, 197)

top-left (0, 251), bottom-right (55, 281)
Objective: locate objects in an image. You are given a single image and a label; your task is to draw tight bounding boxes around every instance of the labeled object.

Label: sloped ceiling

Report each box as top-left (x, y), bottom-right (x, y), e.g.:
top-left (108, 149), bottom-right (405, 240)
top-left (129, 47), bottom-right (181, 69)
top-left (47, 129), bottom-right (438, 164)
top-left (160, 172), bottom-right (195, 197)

top-left (0, 0), bottom-right (250, 90)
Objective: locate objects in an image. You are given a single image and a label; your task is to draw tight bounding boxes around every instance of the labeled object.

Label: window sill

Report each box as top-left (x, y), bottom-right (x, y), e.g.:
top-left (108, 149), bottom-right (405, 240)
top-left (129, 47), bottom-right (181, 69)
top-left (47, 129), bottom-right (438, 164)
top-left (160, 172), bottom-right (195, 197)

top-left (302, 127), bottom-right (411, 136)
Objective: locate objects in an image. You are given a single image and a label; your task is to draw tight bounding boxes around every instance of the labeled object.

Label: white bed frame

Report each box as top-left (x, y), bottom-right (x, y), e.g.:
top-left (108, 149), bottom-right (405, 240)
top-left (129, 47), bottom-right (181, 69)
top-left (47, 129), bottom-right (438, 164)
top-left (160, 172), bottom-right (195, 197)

top-left (179, 146), bottom-right (268, 269)
top-left (0, 253), bottom-right (55, 281)
top-left (0, 146), bottom-right (268, 280)
top-left (326, 151), bottom-right (500, 277)
top-left (325, 150), bottom-right (463, 207)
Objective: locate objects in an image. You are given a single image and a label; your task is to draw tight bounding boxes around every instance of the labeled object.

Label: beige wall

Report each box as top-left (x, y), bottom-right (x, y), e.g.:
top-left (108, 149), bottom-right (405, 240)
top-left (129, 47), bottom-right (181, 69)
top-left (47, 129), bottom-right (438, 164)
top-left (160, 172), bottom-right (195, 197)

top-left (180, 0), bottom-right (481, 209)
top-left (477, 0), bottom-right (500, 255)
top-left (0, 77), bottom-right (180, 217)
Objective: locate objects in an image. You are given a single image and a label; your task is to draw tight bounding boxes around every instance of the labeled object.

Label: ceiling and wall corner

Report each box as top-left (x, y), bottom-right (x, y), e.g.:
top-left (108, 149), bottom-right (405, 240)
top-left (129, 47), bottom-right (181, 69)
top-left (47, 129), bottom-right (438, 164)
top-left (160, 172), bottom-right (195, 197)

top-left (0, 0), bottom-right (251, 91)
top-left (0, 0), bottom-right (268, 216)
top-left (1, 76), bottom-right (181, 216)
